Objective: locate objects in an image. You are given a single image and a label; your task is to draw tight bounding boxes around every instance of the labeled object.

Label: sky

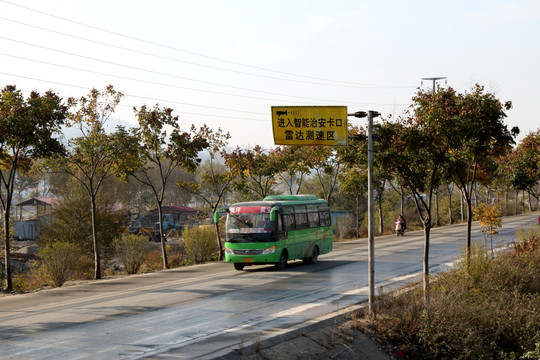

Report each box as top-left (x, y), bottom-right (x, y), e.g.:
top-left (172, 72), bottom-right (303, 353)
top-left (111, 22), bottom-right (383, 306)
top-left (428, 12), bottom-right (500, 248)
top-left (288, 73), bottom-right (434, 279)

top-left (1, 0), bottom-right (539, 148)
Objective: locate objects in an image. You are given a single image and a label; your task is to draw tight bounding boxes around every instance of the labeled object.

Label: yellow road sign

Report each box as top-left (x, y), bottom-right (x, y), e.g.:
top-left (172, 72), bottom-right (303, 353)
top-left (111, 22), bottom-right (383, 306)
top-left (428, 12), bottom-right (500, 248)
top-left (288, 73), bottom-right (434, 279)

top-left (271, 106), bottom-right (348, 146)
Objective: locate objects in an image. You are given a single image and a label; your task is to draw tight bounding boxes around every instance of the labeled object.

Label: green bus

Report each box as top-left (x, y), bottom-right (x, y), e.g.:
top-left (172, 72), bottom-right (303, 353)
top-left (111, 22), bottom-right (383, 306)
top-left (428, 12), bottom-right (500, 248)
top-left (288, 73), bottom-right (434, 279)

top-left (214, 194), bottom-right (333, 271)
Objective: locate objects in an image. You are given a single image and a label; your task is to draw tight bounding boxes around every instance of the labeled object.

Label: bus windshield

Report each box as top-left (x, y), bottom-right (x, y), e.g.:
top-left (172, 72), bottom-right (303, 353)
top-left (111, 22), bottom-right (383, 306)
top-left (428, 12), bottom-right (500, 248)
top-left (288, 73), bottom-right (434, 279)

top-left (225, 206), bottom-right (275, 243)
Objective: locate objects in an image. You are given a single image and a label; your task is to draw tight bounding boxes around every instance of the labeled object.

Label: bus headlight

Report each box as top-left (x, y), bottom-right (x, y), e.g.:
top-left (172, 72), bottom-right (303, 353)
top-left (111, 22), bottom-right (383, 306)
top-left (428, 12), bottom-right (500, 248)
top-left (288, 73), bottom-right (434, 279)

top-left (262, 246), bottom-right (276, 255)
top-left (224, 246), bottom-right (234, 255)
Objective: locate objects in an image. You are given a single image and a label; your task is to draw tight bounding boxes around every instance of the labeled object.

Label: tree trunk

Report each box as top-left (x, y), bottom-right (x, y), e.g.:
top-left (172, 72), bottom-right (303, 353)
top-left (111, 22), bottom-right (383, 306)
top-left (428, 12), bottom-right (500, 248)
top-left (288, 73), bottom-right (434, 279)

top-left (3, 208), bottom-right (12, 291)
top-left (447, 184), bottom-right (453, 225)
top-left (460, 191), bottom-right (465, 221)
top-left (464, 188), bottom-right (473, 264)
top-left (215, 221), bottom-right (223, 261)
top-left (435, 190), bottom-right (440, 227)
top-left (355, 195), bottom-right (360, 239)
top-left (400, 186), bottom-right (405, 216)
top-left (157, 204), bottom-right (168, 269)
top-left (90, 194), bottom-right (101, 280)
top-left (378, 195), bottom-right (384, 235)
top-left (423, 222), bottom-right (431, 306)
top-left (505, 191), bottom-right (509, 216)
top-left (515, 190), bottom-right (519, 215)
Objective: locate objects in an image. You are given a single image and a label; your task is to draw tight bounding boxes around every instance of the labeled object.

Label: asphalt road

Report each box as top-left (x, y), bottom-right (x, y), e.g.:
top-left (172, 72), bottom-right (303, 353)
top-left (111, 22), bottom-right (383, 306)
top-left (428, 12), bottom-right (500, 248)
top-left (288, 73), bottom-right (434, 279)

top-left (0, 213), bottom-right (537, 359)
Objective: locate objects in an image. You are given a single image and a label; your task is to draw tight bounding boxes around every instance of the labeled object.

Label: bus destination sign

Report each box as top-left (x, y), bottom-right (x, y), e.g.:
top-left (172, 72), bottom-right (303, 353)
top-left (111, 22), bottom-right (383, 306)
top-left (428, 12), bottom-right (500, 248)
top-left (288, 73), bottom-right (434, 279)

top-left (271, 106), bottom-right (348, 146)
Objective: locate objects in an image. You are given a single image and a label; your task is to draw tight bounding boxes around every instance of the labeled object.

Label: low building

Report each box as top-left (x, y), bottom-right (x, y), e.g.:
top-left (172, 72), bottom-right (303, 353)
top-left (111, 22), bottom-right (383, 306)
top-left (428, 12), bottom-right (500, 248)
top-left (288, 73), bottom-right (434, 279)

top-left (136, 205), bottom-right (199, 232)
top-left (13, 197), bottom-right (59, 240)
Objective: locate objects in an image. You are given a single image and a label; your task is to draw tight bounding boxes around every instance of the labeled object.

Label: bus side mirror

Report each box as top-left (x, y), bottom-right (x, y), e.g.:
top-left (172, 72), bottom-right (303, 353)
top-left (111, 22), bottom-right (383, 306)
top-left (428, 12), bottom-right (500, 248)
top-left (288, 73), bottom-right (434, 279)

top-left (270, 207), bottom-right (279, 222)
top-left (214, 207), bottom-right (229, 223)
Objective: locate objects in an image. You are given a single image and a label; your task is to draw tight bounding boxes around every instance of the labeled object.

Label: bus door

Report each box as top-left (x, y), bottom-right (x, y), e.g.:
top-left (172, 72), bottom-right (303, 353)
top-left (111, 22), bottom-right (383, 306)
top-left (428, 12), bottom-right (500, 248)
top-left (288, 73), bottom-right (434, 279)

top-left (281, 207), bottom-right (295, 258)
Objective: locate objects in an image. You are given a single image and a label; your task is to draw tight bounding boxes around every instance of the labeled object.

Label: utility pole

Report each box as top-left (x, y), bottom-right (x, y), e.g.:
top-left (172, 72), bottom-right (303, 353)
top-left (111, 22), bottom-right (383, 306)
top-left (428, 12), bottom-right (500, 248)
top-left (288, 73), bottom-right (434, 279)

top-left (421, 77), bottom-right (447, 93)
top-left (348, 110), bottom-right (380, 314)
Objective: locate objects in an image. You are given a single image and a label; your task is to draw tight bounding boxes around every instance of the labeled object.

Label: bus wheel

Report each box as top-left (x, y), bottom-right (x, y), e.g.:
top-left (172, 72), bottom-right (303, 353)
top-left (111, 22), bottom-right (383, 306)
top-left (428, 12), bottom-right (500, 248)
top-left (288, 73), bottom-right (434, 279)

top-left (304, 246), bottom-right (319, 264)
top-left (275, 251), bottom-right (288, 270)
top-left (234, 263), bottom-right (245, 271)
top-left (310, 246), bottom-right (319, 264)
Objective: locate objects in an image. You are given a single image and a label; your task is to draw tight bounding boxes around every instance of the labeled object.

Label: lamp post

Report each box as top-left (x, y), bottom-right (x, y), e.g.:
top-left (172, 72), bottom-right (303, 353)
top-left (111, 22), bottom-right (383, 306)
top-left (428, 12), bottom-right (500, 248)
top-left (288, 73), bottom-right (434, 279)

top-left (421, 77), bottom-right (447, 93)
top-left (348, 110), bottom-right (380, 314)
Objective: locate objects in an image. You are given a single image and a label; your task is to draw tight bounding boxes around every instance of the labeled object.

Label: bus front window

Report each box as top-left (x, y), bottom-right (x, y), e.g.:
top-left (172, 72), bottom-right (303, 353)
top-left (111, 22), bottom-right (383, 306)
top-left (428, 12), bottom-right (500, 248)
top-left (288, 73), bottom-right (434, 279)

top-left (225, 213), bottom-right (275, 243)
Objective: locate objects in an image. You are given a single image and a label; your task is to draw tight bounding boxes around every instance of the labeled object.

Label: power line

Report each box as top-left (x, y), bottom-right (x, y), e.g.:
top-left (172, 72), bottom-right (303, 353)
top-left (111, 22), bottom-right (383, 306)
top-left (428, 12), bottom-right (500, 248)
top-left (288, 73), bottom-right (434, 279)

top-left (0, 71), bottom-right (268, 115)
top-left (0, 16), bottom-right (413, 90)
top-left (2, 67), bottom-right (410, 110)
top-left (0, 0), bottom-right (415, 89)
top-left (0, 36), bottom-right (376, 104)
top-left (0, 52), bottom-right (323, 104)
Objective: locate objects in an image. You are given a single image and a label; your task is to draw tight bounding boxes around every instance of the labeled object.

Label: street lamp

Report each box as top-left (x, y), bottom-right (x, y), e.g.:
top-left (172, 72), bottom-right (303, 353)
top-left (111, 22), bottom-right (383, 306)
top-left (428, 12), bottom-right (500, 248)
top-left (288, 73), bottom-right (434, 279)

top-left (348, 110), bottom-right (380, 314)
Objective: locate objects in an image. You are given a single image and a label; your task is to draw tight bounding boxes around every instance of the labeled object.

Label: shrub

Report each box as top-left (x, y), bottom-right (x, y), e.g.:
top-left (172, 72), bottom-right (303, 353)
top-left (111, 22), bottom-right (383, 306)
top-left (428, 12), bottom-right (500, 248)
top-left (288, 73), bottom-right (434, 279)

top-left (356, 233), bottom-right (540, 359)
top-left (39, 242), bottom-right (81, 287)
top-left (182, 226), bottom-right (218, 264)
top-left (513, 225), bottom-right (540, 255)
top-left (334, 215), bottom-right (355, 240)
top-left (114, 234), bottom-right (150, 274)
top-left (38, 190), bottom-right (127, 265)
top-left (142, 249), bottom-right (164, 272)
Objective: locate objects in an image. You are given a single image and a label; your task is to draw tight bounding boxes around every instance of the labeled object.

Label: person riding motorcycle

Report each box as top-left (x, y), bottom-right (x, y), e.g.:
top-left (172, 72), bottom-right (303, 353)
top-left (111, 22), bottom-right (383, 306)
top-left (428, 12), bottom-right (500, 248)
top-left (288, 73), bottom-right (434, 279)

top-left (395, 214), bottom-right (406, 236)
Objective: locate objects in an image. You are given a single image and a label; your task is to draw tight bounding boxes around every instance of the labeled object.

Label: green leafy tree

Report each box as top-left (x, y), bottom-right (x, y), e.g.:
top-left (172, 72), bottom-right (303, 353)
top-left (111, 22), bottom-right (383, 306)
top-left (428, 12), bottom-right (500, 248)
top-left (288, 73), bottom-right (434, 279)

top-left (54, 85), bottom-right (136, 280)
top-left (272, 146), bottom-right (313, 194)
top-left (342, 124), bottom-right (394, 234)
top-left (38, 182), bottom-right (127, 264)
top-left (127, 105), bottom-right (208, 269)
top-left (444, 85), bottom-right (516, 260)
top-left (338, 167), bottom-right (368, 238)
top-left (378, 87), bottom-right (457, 304)
top-left (503, 130), bottom-right (539, 206)
top-left (224, 145), bottom-right (278, 199)
top-left (0, 85), bottom-right (68, 291)
top-left (310, 146), bottom-right (342, 203)
top-left (177, 125), bottom-right (231, 260)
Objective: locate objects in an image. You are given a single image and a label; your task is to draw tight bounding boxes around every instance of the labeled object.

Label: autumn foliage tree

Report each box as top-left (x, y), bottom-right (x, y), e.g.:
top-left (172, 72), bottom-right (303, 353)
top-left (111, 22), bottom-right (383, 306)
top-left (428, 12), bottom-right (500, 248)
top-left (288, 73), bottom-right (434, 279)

top-left (54, 85), bottom-right (137, 280)
top-left (177, 125), bottom-right (231, 260)
top-left (0, 85), bottom-right (68, 291)
top-left (224, 145), bottom-right (278, 199)
top-left (443, 85), bottom-right (516, 260)
top-left (128, 105), bottom-right (208, 269)
top-left (503, 129), bottom-right (539, 206)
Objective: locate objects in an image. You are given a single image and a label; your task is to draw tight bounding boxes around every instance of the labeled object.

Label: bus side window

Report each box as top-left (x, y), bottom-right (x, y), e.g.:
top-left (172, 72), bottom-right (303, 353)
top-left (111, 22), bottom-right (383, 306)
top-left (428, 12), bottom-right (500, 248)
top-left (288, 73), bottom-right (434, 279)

top-left (308, 212), bottom-right (320, 228)
top-left (296, 213), bottom-right (307, 230)
top-left (320, 211), bottom-right (330, 227)
top-left (283, 214), bottom-right (295, 231)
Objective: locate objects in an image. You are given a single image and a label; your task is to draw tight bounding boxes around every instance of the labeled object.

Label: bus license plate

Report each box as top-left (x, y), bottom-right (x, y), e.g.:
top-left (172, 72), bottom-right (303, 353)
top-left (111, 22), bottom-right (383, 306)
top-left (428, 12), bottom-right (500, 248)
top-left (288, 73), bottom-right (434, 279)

top-left (243, 258), bottom-right (254, 263)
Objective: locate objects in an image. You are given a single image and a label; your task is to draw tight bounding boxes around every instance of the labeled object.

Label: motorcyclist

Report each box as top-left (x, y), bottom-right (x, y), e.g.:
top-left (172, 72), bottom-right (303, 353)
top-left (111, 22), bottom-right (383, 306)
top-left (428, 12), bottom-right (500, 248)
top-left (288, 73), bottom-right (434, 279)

top-left (395, 214), bottom-right (406, 235)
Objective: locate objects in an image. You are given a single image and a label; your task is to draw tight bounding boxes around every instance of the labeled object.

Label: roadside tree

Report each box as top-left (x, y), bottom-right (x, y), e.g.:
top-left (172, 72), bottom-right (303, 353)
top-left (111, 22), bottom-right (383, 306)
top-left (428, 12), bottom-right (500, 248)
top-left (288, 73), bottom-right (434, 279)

top-left (0, 85), bottom-right (68, 291)
top-left (272, 146), bottom-right (313, 195)
top-left (127, 105), bottom-right (208, 269)
top-left (177, 125), bottom-right (231, 260)
top-left (53, 85), bottom-right (138, 280)
top-left (503, 129), bottom-right (539, 208)
top-left (378, 87), bottom-right (457, 305)
top-left (224, 145), bottom-right (278, 199)
top-left (444, 85), bottom-right (516, 260)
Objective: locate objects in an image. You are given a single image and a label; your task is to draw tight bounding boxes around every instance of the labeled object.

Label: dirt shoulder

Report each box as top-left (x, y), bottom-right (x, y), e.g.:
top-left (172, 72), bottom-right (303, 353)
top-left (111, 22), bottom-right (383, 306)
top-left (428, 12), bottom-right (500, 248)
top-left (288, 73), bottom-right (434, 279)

top-left (220, 305), bottom-right (393, 360)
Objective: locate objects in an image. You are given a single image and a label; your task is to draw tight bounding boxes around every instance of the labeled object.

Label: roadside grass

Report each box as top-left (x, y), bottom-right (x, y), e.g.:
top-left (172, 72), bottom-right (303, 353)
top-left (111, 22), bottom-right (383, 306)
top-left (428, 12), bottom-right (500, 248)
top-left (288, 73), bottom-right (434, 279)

top-left (354, 226), bottom-right (540, 359)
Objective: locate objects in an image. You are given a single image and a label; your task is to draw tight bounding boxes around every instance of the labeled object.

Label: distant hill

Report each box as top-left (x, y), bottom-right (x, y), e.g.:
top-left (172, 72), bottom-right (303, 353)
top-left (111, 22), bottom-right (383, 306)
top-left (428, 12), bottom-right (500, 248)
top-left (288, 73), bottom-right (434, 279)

top-left (58, 117), bottom-right (137, 143)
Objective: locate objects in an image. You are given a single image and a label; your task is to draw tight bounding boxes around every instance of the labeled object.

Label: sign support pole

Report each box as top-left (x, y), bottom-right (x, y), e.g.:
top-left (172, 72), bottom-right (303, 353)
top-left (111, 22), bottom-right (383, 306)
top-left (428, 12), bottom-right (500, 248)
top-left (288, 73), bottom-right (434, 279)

top-left (367, 110), bottom-right (376, 314)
